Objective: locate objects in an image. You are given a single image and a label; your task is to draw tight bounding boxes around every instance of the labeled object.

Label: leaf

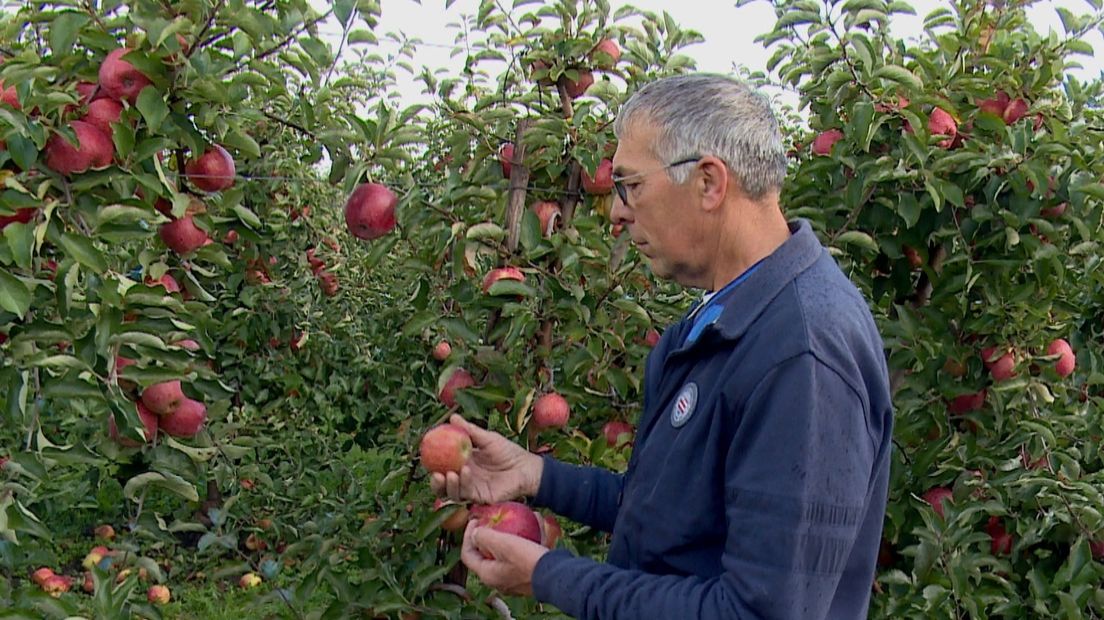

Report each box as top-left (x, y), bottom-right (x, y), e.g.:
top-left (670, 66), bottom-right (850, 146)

top-left (874, 65), bottom-right (923, 90)
top-left (0, 268), bottom-right (31, 318)
top-left (136, 88), bottom-right (170, 134)
top-left (123, 471), bottom-right (199, 502)
top-left (49, 12), bottom-right (90, 55)
top-left (3, 221), bottom-right (33, 270)
top-left (232, 204), bottom-right (262, 230)
top-left (60, 233), bottom-right (108, 274)
top-left (835, 231), bottom-right (878, 253)
top-left (465, 222), bottom-right (505, 241)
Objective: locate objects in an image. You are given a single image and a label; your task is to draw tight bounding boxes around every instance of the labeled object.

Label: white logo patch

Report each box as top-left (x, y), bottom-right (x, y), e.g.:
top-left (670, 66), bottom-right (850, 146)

top-left (670, 383), bottom-right (698, 428)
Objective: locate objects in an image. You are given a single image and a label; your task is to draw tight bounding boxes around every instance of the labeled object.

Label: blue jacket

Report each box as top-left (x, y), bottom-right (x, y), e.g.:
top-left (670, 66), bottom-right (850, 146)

top-left (531, 220), bottom-right (894, 619)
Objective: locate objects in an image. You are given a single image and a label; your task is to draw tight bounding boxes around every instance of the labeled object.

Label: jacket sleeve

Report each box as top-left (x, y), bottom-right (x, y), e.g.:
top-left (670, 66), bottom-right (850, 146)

top-left (531, 353), bottom-right (876, 619)
top-left (531, 456), bottom-right (624, 533)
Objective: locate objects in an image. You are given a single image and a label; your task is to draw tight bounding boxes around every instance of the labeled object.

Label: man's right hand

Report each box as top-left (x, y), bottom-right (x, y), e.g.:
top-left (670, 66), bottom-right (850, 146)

top-left (429, 414), bottom-right (544, 504)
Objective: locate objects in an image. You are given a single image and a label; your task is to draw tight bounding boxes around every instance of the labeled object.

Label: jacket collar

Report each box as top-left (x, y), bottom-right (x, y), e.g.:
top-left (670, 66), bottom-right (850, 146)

top-left (680, 219), bottom-right (823, 346)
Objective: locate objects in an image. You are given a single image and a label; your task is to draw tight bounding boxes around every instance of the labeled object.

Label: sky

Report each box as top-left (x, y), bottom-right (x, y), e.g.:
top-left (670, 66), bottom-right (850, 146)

top-left (311, 0), bottom-right (1104, 111)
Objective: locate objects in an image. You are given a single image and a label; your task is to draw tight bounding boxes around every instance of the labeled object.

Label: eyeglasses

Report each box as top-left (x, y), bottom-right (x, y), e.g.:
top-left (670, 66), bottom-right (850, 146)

top-left (612, 157), bottom-right (702, 207)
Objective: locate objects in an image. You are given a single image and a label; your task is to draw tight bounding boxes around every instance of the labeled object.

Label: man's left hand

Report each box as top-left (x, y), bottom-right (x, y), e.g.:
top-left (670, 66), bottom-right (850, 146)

top-left (461, 520), bottom-right (549, 596)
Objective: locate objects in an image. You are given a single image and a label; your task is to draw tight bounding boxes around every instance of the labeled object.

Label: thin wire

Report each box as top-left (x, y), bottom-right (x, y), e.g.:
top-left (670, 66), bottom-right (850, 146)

top-left (168, 172), bottom-right (588, 197)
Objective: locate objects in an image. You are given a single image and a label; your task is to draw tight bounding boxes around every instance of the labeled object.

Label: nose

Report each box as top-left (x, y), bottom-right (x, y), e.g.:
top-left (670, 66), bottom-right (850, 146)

top-left (610, 192), bottom-right (632, 226)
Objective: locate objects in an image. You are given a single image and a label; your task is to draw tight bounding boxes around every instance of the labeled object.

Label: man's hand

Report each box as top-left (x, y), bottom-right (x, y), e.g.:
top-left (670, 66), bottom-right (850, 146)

top-left (430, 414), bottom-right (544, 504)
top-left (461, 521), bottom-right (550, 596)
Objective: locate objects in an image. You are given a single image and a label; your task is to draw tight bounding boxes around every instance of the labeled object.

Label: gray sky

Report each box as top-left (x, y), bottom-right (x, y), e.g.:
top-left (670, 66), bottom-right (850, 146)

top-left (314, 0), bottom-right (1104, 110)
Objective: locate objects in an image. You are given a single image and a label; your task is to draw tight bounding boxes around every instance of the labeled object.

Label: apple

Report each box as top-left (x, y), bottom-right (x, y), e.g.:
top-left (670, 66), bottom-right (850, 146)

top-left (185, 145), bottom-right (236, 192)
top-left (433, 498), bottom-right (471, 532)
top-left (644, 328), bottom-right (661, 348)
top-left (471, 502), bottom-right (543, 556)
top-left (94, 524), bottom-right (115, 541)
top-left (239, 572), bottom-right (262, 589)
top-left (223, 229), bottom-right (239, 245)
top-left (306, 248), bottom-right (326, 274)
top-left (499, 143), bottom-right (514, 178)
top-left (159, 216), bottom-right (211, 255)
top-left (160, 398), bottom-right (207, 438)
top-left (903, 245), bottom-right (922, 269)
top-left (811, 129), bottom-right (844, 156)
top-left (562, 70), bottom-right (594, 99)
top-left (986, 517), bottom-right (1013, 555)
top-left (82, 98), bottom-right (124, 137)
top-left (82, 571), bottom-right (94, 594)
top-left (922, 487), bottom-right (954, 519)
top-left (1090, 540), bottom-right (1104, 561)
top-left (141, 380), bottom-right (184, 415)
top-left (244, 533), bottom-right (267, 551)
top-left (173, 338), bottom-right (201, 352)
top-left (532, 392), bottom-right (570, 431)
top-left (928, 107), bottom-right (957, 149)
top-left (147, 584), bottom-right (171, 604)
top-left (344, 183), bottom-right (398, 241)
top-left (147, 273), bottom-right (181, 293)
top-left (602, 420), bottom-right (634, 448)
top-left (75, 81), bottom-right (101, 104)
top-left (540, 513), bottom-right (562, 549)
top-left (108, 402), bottom-right (159, 447)
top-left (1003, 98), bottom-right (1028, 124)
top-left (528, 59), bottom-right (554, 86)
top-left (318, 270), bottom-right (340, 296)
top-left (419, 423), bottom-right (472, 473)
top-left (0, 207), bottom-right (37, 231)
top-left (0, 80), bottom-right (20, 110)
top-left (981, 346), bottom-right (1016, 382)
top-left (582, 159), bottom-right (614, 194)
top-left (977, 92), bottom-right (1009, 117)
top-left (948, 389), bottom-right (986, 415)
top-left (874, 96), bottom-right (909, 112)
top-left (482, 266), bottom-right (526, 293)
top-left (942, 357), bottom-right (967, 378)
top-left (99, 48), bottom-right (152, 103)
top-left (1041, 202), bottom-right (1067, 219)
top-left (42, 574), bottom-right (70, 597)
top-left (32, 567), bottom-right (56, 586)
top-left (1047, 338), bottom-right (1075, 377)
top-left (82, 545), bottom-right (111, 569)
top-left (591, 39), bottom-right (621, 68)
top-left (45, 121), bottom-right (115, 175)
top-left (531, 200), bottom-right (561, 236)
top-left (432, 340), bottom-right (451, 361)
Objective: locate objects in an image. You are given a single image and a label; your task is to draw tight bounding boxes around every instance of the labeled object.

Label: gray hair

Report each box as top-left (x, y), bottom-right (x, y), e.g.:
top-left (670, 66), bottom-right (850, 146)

top-left (614, 74), bottom-right (787, 200)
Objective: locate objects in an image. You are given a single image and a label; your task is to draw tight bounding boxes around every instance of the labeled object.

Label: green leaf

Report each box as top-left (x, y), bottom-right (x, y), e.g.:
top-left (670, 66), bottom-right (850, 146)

top-left (835, 230), bottom-right (878, 253)
top-left (874, 65), bottom-right (923, 90)
top-left (60, 233), bottom-right (108, 273)
top-left (3, 221), bottom-right (33, 270)
top-left (466, 222), bottom-right (505, 241)
top-left (0, 268), bottom-right (31, 318)
top-left (123, 471), bottom-right (199, 502)
top-left (49, 12), bottom-right (90, 55)
top-left (136, 88), bottom-right (170, 134)
top-left (232, 204), bottom-right (262, 230)
top-left (486, 279), bottom-right (534, 297)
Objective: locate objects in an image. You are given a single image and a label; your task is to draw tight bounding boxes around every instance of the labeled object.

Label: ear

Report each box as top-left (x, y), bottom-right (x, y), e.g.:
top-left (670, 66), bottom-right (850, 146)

top-left (696, 155), bottom-right (729, 212)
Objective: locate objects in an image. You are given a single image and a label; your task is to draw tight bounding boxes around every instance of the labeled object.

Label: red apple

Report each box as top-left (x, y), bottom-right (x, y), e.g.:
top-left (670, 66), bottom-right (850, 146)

top-left (499, 143), bottom-right (515, 178)
top-left (172, 338), bottom-right (200, 351)
top-left (344, 183), bottom-right (397, 241)
top-left (159, 216), bottom-right (210, 255)
top-left (563, 70), bottom-right (594, 99)
top-left (602, 420), bottom-right (634, 448)
top-left (481, 266), bottom-right (526, 293)
top-left (432, 340), bottom-right (451, 361)
top-left (582, 159), bottom-right (613, 194)
top-left (986, 517), bottom-right (1013, 555)
top-left (1047, 338), bottom-right (1075, 377)
top-left (1040, 202), bottom-right (1067, 219)
top-left (471, 501), bottom-right (543, 556)
top-left (160, 398), bottom-right (207, 438)
top-left (0, 80), bottom-right (20, 110)
top-left (45, 121), bottom-right (115, 176)
top-left (42, 574), bottom-right (70, 597)
top-left (531, 200), bottom-right (561, 236)
top-left (147, 273), bottom-right (180, 293)
top-left (433, 498), bottom-right (471, 532)
top-left (948, 390), bottom-right (986, 415)
top-left (0, 207), bottom-right (37, 231)
top-left (903, 245), bottom-right (923, 269)
top-left (75, 81), bottom-right (101, 104)
top-left (318, 270), bottom-right (339, 296)
top-left (987, 351), bottom-right (1016, 382)
top-left (32, 567), bottom-right (55, 586)
top-left (98, 48), bottom-right (152, 104)
top-left (1003, 98), bottom-right (1028, 124)
top-left (922, 487), bottom-right (954, 519)
top-left (811, 129), bottom-right (844, 156)
top-left (223, 229), bottom-right (239, 245)
top-left (928, 108), bottom-right (957, 149)
top-left (1090, 540), bottom-right (1104, 561)
top-left (94, 524), bottom-right (115, 541)
top-left (82, 98), bottom-right (124, 137)
top-left (977, 92), bottom-right (1009, 117)
top-left (147, 584), bottom-right (171, 605)
top-left (419, 424), bottom-right (472, 473)
top-left (239, 573), bottom-right (261, 589)
top-left (82, 545), bottom-right (111, 570)
top-left (644, 328), bottom-right (661, 348)
top-left (81, 571), bottom-right (94, 594)
top-left (141, 380), bottom-right (185, 415)
top-left (591, 39), bottom-right (621, 68)
top-left (532, 392), bottom-right (569, 431)
top-left (185, 145), bottom-right (235, 192)
top-left (108, 402), bottom-right (159, 447)
top-left (540, 513), bottom-right (562, 549)
top-left (439, 367), bottom-right (476, 409)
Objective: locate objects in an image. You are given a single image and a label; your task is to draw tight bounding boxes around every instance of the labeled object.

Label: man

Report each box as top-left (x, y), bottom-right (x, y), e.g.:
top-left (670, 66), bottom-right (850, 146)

top-left (431, 73), bottom-right (894, 619)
